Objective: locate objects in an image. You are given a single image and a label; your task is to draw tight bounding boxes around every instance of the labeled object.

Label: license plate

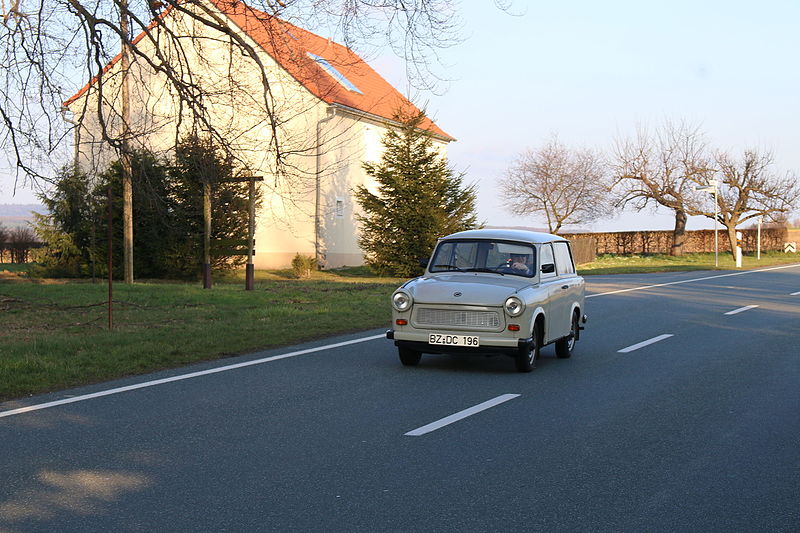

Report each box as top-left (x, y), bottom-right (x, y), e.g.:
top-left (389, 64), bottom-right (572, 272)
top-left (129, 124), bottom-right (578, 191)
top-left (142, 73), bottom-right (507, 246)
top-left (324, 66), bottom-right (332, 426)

top-left (428, 334), bottom-right (480, 347)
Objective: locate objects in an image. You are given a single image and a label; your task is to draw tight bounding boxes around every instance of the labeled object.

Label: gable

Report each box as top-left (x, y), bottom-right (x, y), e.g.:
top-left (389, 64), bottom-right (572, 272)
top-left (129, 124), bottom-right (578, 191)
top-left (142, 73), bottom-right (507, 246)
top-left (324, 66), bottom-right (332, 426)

top-left (66, 0), bottom-right (453, 141)
top-left (212, 0), bottom-right (452, 140)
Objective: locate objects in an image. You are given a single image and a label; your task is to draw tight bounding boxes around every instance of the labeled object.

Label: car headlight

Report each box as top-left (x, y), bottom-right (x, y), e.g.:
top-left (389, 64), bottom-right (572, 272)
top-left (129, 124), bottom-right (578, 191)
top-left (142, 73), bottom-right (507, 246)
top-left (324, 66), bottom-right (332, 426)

top-left (504, 296), bottom-right (525, 317)
top-left (392, 290), bottom-right (413, 312)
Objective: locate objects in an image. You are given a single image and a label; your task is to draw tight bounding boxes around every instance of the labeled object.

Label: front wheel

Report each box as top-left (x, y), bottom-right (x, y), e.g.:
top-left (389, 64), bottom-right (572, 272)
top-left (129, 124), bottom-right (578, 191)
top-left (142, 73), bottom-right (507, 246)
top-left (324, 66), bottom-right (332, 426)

top-left (555, 311), bottom-right (579, 359)
top-left (515, 322), bottom-right (541, 373)
top-left (398, 347), bottom-right (422, 366)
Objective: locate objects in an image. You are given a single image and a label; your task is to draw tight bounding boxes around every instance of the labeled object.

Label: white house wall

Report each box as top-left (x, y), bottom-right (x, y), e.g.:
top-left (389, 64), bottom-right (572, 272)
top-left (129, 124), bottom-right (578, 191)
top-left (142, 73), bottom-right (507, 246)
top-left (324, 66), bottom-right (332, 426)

top-left (66, 0), bottom-right (449, 270)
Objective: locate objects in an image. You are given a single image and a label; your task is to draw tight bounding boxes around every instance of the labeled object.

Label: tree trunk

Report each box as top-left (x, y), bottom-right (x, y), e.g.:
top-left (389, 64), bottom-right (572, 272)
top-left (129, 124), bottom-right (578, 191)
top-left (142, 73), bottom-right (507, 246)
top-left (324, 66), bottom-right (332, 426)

top-left (120, 0), bottom-right (134, 284)
top-left (725, 225), bottom-right (738, 261)
top-left (670, 209), bottom-right (687, 256)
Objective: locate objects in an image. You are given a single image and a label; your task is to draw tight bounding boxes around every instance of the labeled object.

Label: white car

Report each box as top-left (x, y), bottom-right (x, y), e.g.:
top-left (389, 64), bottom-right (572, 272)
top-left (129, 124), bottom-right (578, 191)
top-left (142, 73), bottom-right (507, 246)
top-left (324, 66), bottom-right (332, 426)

top-left (386, 229), bottom-right (587, 372)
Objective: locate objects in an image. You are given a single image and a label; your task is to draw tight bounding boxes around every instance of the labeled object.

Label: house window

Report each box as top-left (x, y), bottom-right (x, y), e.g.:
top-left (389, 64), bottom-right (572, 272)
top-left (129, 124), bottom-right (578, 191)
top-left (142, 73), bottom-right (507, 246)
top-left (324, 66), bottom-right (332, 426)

top-left (307, 52), bottom-right (363, 94)
top-left (335, 197), bottom-right (345, 218)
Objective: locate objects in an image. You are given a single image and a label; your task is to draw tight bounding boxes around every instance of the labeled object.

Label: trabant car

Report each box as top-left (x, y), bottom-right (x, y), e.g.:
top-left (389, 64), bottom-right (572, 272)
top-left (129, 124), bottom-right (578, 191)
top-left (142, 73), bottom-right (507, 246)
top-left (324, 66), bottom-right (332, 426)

top-left (386, 229), bottom-right (587, 372)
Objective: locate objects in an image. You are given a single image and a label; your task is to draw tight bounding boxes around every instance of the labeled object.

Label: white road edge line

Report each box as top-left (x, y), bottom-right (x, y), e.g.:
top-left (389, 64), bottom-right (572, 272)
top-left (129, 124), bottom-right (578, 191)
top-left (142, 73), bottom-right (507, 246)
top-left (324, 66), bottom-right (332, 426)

top-left (0, 333), bottom-right (387, 419)
top-left (618, 334), bottom-right (674, 354)
top-left (587, 263), bottom-right (800, 299)
top-left (405, 394), bottom-right (521, 437)
top-left (724, 305), bottom-right (759, 316)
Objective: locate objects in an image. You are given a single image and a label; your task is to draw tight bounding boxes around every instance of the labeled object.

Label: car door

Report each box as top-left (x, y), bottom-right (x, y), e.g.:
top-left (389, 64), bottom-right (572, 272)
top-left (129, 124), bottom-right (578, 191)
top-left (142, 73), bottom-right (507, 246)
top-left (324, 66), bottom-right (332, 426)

top-left (550, 241), bottom-right (580, 339)
top-left (538, 243), bottom-right (561, 343)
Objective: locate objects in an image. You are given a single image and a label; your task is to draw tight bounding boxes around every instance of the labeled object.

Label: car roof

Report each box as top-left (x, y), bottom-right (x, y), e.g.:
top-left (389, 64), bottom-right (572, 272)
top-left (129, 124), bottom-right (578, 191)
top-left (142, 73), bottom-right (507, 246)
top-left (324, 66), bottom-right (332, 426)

top-left (440, 228), bottom-right (568, 244)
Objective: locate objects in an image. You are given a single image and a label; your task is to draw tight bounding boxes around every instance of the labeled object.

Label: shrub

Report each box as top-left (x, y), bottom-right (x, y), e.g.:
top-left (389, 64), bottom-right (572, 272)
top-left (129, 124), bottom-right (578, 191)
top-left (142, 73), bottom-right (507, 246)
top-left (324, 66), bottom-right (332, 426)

top-left (291, 253), bottom-right (317, 278)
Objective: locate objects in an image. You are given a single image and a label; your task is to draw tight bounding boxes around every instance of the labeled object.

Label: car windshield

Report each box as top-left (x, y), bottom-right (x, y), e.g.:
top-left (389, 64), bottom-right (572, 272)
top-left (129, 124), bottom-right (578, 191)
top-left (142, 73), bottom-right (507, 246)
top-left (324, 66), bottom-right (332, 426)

top-left (429, 239), bottom-right (537, 278)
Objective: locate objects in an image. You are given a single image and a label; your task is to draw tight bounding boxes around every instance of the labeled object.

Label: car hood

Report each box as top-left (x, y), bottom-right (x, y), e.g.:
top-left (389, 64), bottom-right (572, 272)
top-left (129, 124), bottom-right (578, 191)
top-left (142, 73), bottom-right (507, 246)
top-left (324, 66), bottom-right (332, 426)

top-left (406, 273), bottom-right (534, 306)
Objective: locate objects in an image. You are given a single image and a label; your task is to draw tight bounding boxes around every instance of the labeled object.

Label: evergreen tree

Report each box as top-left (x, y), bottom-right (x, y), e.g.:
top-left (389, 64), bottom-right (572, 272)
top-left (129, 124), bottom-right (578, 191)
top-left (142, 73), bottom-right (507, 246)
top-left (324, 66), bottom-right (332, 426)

top-left (355, 111), bottom-right (479, 277)
top-left (34, 137), bottom-right (254, 279)
top-left (168, 135), bottom-right (256, 276)
top-left (33, 165), bottom-right (95, 276)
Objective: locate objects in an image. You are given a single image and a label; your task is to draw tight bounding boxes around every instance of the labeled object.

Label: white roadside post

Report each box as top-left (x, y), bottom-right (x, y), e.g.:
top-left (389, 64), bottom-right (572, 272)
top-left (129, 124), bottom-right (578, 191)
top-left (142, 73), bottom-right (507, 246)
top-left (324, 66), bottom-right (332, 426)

top-left (757, 216), bottom-right (762, 260)
top-left (736, 230), bottom-right (743, 268)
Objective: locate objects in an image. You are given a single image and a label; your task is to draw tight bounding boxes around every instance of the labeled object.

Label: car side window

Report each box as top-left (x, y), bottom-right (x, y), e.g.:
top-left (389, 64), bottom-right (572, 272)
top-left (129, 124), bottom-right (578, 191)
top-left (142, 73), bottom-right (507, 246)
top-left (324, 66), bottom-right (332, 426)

top-left (553, 242), bottom-right (576, 276)
top-left (539, 243), bottom-right (556, 279)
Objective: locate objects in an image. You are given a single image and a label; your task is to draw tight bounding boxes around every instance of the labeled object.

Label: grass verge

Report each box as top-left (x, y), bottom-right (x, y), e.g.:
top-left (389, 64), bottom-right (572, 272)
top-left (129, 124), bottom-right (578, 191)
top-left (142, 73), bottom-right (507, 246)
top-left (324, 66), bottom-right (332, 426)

top-left (0, 269), bottom-right (402, 402)
top-left (578, 251), bottom-right (800, 275)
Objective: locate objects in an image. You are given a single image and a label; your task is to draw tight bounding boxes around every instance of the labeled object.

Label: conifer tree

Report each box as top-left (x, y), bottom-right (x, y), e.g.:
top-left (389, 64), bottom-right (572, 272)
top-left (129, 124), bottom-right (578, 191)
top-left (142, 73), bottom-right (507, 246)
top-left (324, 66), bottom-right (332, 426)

top-left (355, 111), bottom-right (478, 277)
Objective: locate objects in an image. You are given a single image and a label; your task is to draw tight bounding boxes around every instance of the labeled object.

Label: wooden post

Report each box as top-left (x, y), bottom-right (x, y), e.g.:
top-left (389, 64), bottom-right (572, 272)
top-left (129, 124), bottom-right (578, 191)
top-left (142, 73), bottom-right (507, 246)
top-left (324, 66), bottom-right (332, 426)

top-left (203, 181), bottom-right (212, 289)
top-left (120, 0), bottom-right (134, 284)
top-left (246, 177), bottom-right (256, 290)
top-left (107, 184), bottom-right (114, 330)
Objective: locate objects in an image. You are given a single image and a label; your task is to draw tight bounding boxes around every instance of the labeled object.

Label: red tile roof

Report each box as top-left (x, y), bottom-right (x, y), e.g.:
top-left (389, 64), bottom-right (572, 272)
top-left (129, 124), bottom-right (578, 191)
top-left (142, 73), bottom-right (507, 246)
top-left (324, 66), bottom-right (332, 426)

top-left (66, 0), bottom-right (452, 140)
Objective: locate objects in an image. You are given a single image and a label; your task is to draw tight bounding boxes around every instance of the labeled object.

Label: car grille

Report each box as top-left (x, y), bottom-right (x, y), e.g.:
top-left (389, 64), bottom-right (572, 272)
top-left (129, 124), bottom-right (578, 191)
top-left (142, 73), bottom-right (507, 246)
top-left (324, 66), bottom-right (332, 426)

top-left (415, 308), bottom-right (501, 329)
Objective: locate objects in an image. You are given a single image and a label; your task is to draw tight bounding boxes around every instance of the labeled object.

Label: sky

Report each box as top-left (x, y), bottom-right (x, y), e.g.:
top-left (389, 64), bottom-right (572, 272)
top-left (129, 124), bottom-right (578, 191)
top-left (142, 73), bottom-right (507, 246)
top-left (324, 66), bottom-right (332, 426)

top-left (2, 0), bottom-right (799, 232)
top-left (393, 0), bottom-right (800, 231)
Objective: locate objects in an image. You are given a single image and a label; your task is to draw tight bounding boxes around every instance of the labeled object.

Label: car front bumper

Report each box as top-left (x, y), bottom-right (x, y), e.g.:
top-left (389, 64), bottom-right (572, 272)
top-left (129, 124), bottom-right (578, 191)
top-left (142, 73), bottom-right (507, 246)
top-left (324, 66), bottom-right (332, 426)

top-left (386, 329), bottom-right (533, 357)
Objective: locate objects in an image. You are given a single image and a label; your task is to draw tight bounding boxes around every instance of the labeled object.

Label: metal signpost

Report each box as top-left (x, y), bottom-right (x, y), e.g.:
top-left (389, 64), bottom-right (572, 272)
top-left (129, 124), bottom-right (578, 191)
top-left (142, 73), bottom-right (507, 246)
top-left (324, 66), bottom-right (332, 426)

top-left (695, 179), bottom-right (719, 267)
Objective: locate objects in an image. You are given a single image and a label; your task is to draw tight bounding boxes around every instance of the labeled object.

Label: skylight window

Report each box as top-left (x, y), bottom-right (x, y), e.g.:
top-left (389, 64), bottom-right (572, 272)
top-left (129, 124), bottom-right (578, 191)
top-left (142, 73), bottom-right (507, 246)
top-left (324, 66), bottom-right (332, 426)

top-left (307, 52), bottom-right (363, 94)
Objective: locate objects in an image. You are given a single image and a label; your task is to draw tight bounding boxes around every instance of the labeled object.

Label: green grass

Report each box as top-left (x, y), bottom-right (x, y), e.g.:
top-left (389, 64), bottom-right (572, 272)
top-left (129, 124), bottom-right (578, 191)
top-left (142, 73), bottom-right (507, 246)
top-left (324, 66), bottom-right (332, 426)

top-left (578, 251), bottom-right (800, 275)
top-left (0, 270), bottom-right (403, 401)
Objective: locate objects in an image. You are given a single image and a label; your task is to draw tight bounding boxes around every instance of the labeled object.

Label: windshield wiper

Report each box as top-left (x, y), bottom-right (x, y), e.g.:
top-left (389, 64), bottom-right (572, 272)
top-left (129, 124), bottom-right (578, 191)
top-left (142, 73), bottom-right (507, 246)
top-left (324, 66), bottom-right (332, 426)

top-left (431, 264), bottom-right (466, 272)
top-left (464, 267), bottom-right (504, 276)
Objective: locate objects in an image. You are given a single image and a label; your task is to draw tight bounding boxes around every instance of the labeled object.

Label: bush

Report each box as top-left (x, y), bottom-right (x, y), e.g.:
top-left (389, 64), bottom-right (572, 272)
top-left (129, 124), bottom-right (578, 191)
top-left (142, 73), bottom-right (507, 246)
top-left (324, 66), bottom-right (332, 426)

top-left (291, 253), bottom-right (317, 278)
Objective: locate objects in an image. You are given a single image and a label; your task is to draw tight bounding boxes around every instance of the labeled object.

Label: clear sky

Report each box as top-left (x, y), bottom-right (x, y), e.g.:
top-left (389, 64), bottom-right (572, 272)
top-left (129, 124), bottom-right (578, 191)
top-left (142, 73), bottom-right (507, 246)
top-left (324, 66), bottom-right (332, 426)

top-left (2, 0), bottom-right (798, 232)
top-left (414, 0), bottom-right (800, 231)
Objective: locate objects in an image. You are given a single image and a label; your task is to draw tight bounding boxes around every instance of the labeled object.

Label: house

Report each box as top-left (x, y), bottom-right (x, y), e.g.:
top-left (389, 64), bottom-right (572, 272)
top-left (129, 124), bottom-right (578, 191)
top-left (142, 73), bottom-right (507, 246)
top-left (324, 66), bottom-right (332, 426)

top-left (64, 0), bottom-right (453, 269)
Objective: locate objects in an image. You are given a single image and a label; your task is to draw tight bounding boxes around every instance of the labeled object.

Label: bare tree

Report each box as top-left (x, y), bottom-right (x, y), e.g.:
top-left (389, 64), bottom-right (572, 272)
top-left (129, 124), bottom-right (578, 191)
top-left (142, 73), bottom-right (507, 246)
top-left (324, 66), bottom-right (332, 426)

top-left (1, 0), bottom-right (466, 184)
top-left (8, 225), bottom-right (37, 263)
top-left (1, 0), bottom-right (474, 281)
top-left (697, 149), bottom-right (800, 258)
top-left (499, 137), bottom-right (610, 234)
top-left (612, 121), bottom-right (712, 256)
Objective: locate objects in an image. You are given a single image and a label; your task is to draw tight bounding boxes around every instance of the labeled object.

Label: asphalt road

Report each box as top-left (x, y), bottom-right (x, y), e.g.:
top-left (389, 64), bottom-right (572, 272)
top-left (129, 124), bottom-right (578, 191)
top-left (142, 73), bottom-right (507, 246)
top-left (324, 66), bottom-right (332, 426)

top-left (2, 265), bottom-right (799, 532)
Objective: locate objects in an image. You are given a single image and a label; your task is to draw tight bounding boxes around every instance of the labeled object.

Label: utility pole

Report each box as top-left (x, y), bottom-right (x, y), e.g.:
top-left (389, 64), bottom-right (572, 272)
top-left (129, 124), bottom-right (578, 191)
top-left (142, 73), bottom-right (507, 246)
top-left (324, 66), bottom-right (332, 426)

top-left (203, 181), bottom-right (212, 289)
top-left (119, 0), bottom-right (134, 283)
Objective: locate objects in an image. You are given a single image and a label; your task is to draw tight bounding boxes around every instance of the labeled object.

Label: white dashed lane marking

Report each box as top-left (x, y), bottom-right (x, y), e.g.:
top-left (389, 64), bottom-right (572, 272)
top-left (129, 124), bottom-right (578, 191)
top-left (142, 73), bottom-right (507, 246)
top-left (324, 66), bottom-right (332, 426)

top-left (724, 305), bottom-right (759, 316)
top-left (405, 394), bottom-right (521, 437)
top-left (618, 334), bottom-right (674, 354)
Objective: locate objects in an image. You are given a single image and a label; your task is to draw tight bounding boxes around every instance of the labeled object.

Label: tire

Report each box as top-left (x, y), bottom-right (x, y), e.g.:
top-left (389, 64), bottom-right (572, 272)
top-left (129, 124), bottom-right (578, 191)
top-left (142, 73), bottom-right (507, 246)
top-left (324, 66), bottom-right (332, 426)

top-left (515, 322), bottom-right (541, 373)
top-left (555, 311), bottom-right (579, 359)
top-left (398, 347), bottom-right (422, 366)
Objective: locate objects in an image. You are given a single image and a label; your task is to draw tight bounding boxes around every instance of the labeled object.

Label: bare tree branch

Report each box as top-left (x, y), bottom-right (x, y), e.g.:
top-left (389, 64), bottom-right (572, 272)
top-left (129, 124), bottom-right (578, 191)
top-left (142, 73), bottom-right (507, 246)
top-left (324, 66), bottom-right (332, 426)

top-left (1, 0), bottom-right (468, 195)
top-left (611, 121), bottom-right (713, 255)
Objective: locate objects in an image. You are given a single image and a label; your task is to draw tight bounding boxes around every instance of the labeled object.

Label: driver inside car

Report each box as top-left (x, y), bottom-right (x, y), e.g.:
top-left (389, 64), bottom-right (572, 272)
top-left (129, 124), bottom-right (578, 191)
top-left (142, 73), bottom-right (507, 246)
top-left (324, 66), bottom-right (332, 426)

top-left (506, 253), bottom-right (532, 274)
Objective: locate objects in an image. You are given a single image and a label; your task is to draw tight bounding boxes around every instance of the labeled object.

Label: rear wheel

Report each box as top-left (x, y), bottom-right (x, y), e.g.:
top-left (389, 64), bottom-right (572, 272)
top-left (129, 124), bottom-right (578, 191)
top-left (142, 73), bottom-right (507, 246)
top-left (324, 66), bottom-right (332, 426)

top-left (398, 347), bottom-right (422, 366)
top-left (515, 322), bottom-right (541, 373)
top-left (555, 311), bottom-right (579, 359)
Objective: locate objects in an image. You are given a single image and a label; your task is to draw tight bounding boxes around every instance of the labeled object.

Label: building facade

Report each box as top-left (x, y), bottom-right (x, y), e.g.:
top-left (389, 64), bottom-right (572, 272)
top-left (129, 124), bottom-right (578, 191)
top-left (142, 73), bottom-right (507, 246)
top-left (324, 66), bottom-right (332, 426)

top-left (64, 0), bottom-right (453, 268)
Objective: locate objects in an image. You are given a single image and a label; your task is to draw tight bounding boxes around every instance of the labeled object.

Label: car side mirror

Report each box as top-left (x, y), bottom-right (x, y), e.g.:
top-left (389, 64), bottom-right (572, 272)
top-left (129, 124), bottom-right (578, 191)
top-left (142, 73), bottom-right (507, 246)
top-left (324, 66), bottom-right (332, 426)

top-left (541, 263), bottom-right (555, 274)
top-left (419, 258), bottom-right (429, 268)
